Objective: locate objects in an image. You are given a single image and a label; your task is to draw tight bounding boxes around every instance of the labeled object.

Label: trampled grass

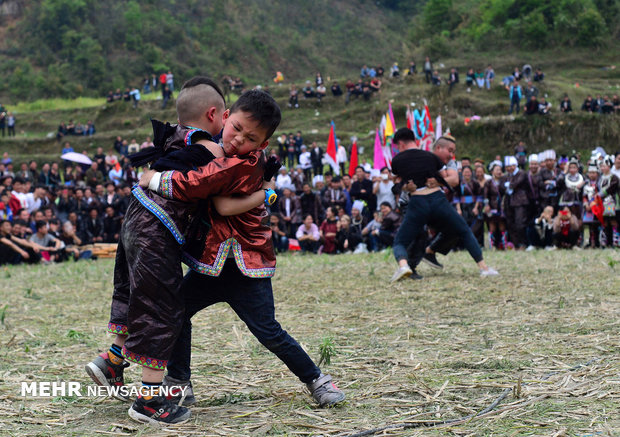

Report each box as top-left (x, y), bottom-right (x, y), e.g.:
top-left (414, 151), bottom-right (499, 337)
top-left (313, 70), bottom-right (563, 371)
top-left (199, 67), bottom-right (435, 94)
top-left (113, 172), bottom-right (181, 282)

top-left (0, 249), bottom-right (618, 436)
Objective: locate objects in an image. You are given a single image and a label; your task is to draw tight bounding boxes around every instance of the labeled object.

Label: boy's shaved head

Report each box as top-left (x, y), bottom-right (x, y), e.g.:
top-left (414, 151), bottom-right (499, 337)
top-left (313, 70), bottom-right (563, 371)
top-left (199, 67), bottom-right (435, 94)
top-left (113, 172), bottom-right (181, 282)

top-left (176, 76), bottom-right (225, 124)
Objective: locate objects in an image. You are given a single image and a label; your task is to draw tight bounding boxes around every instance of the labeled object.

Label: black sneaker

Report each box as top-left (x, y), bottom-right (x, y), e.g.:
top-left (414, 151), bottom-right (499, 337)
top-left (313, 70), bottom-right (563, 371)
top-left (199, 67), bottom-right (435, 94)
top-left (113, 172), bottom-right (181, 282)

top-left (409, 270), bottom-right (424, 280)
top-left (162, 375), bottom-right (196, 406)
top-left (85, 352), bottom-right (130, 401)
top-left (128, 394), bottom-right (191, 425)
top-left (422, 252), bottom-right (443, 270)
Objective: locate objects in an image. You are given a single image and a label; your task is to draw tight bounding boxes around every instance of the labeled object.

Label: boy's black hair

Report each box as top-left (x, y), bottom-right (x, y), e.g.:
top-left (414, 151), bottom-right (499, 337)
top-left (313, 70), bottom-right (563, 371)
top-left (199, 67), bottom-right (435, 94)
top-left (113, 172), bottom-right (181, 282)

top-left (230, 90), bottom-right (281, 141)
top-left (35, 220), bottom-right (47, 230)
top-left (393, 128), bottom-right (416, 144)
top-left (180, 76), bottom-right (225, 103)
top-left (380, 201), bottom-right (393, 209)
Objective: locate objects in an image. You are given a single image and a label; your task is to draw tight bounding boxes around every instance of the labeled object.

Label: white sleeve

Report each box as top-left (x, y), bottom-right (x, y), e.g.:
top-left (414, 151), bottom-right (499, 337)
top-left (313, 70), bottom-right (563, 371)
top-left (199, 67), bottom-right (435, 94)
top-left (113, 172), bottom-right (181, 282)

top-left (148, 172), bottom-right (163, 192)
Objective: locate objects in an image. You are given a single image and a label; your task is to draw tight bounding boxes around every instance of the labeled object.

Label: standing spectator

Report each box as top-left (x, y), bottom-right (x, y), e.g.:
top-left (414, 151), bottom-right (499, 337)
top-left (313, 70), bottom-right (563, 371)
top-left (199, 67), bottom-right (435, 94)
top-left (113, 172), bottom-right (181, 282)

top-left (454, 166), bottom-right (483, 246)
top-left (322, 176), bottom-right (347, 211)
top-left (508, 82), bottom-right (523, 115)
top-left (140, 136), bottom-right (154, 149)
top-left (296, 214), bottom-right (320, 253)
top-left (560, 95), bottom-right (572, 113)
top-left (269, 214), bottom-right (289, 253)
top-left (484, 64), bottom-right (495, 89)
top-left (447, 68), bottom-right (459, 93)
top-left (0, 107), bottom-right (5, 137)
top-left (501, 156), bottom-right (529, 248)
top-left (524, 81), bottom-right (538, 103)
top-left (319, 207), bottom-right (339, 254)
top-left (372, 167), bottom-right (395, 209)
top-left (166, 70), bottom-right (174, 91)
top-left (310, 142), bottom-right (324, 176)
top-left (299, 145), bottom-right (312, 181)
top-left (299, 183), bottom-right (324, 224)
top-left (350, 166), bottom-right (375, 214)
top-left (127, 138), bottom-right (140, 154)
top-left (129, 87), bottom-right (141, 109)
top-left (336, 141), bottom-right (347, 175)
top-left (423, 56), bottom-right (432, 83)
top-left (7, 112), bottom-right (15, 136)
top-left (278, 187), bottom-right (302, 237)
top-left (161, 86), bottom-right (172, 109)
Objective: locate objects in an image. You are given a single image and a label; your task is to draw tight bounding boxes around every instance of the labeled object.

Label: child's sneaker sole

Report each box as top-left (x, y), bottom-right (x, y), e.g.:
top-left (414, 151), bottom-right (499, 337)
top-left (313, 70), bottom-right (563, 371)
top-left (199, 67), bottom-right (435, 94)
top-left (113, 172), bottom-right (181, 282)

top-left (128, 406), bottom-right (191, 426)
top-left (84, 356), bottom-right (130, 402)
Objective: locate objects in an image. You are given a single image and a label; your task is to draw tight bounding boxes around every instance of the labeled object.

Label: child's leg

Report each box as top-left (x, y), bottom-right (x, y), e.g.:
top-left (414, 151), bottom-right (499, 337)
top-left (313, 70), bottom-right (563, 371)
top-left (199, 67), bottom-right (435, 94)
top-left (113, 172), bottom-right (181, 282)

top-left (166, 270), bottom-right (221, 381)
top-left (223, 262), bottom-right (320, 384)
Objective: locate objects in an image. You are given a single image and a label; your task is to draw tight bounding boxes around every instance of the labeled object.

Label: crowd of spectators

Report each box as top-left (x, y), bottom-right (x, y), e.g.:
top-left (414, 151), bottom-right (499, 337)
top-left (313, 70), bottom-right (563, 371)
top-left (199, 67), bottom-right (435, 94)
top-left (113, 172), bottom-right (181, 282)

top-left (56, 119), bottom-right (96, 141)
top-left (106, 71), bottom-right (175, 109)
top-left (0, 134), bottom-right (155, 265)
top-left (263, 136), bottom-right (620, 255)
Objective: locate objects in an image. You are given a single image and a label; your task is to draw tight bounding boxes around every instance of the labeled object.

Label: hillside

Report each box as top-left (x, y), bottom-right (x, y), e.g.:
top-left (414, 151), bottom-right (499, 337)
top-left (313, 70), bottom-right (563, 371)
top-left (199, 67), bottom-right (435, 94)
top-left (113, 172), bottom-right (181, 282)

top-left (2, 45), bottom-right (619, 166)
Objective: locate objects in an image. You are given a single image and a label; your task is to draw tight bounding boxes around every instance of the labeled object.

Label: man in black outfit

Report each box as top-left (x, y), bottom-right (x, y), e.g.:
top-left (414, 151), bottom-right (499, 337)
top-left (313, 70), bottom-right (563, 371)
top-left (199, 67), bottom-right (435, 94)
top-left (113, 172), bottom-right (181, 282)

top-left (350, 166), bottom-right (375, 215)
top-left (310, 142), bottom-right (324, 177)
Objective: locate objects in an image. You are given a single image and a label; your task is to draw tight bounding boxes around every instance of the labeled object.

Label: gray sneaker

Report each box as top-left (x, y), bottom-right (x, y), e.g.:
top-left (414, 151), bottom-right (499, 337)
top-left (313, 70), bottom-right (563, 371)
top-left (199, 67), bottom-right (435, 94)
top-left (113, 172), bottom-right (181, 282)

top-left (162, 375), bottom-right (196, 406)
top-left (390, 265), bottom-right (413, 283)
top-left (307, 374), bottom-right (345, 407)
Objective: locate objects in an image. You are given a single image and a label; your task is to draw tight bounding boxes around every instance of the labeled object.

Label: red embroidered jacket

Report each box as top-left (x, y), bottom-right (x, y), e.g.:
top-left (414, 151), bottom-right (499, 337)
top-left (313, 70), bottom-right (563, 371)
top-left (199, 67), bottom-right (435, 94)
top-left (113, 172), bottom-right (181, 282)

top-left (158, 150), bottom-right (276, 278)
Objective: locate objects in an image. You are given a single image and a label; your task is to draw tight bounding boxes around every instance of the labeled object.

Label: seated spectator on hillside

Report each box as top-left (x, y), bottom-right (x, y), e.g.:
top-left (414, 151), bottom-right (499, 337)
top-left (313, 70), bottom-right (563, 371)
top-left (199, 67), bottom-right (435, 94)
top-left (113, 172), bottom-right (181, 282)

top-left (336, 214), bottom-right (362, 253)
top-left (601, 96), bottom-right (614, 114)
top-left (538, 97), bottom-right (551, 115)
top-left (368, 67), bottom-right (376, 78)
top-left (465, 68), bottom-right (475, 89)
top-left (408, 61), bottom-right (417, 75)
top-left (85, 162), bottom-right (104, 188)
top-left (74, 122), bottom-right (85, 136)
top-left (513, 67), bottom-right (522, 81)
top-left (140, 136), bottom-right (154, 149)
top-left (296, 214), bottom-right (320, 253)
top-left (302, 81), bottom-right (315, 99)
top-left (361, 81), bottom-right (372, 100)
top-left (122, 88), bottom-right (131, 102)
top-left (581, 95), bottom-right (595, 112)
top-left (61, 141), bottom-right (74, 157)
top-left (346, 79), bottom-right (363, 104)
top-left (524, 96), bottom-right (539, 115)
top-left (560, 95), bottom-right (572, 113)
top-left (331, 82), bottom-right (343, 97)
top-left (127, 138), bottom-right (140, 154)
top-left (106, 91), bottom-right (114, 103)
top-left (30, 220), bottom-right (63, 262)
top-left (269, 214), bottom-right (289, 254)
top-left (475, 70), bottom-right (484, 88)
top-left (594, 95), bottom-right (603, 113)
top-left (85, 120), bottom-right (95, 136)
top-left (533, 68), bottom-right (545, 82)
top-left (288, 85), bottom-right (299, 108)
top-left (431, 71), bottom-right (441, 86)
top-left (370, 78), bottom-right (382, 93)
top-left (376, 65), bottom-right (385, 77)
top-left (612, 94), bottom-right (620, 113)
top-left (316, 84), bottom-right (326, 102)
top-left (360, 64), bottom-right (370, 78)
top-left (112, 88), bottom-right (122, 101)
top-left (390, 63), bottom-right (400, 77)
top-left (553, 207), bottom-right (580, 248)
top-left (56, 123), bottom-right (68, 141)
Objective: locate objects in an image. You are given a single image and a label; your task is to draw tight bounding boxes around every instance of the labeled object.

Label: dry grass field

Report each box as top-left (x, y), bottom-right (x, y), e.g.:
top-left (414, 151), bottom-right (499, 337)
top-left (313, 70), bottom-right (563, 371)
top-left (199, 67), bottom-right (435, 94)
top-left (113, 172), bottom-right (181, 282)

top-left (0, 249), bottom-right (619, 436)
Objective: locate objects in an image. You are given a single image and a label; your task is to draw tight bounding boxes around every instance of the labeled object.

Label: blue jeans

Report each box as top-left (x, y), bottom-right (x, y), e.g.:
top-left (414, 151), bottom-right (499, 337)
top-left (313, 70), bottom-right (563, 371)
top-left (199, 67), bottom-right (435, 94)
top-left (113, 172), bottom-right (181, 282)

top-left (167, 261), bottom-right (321, 383)
top-left (393, 191), bottom-right (483, 263)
